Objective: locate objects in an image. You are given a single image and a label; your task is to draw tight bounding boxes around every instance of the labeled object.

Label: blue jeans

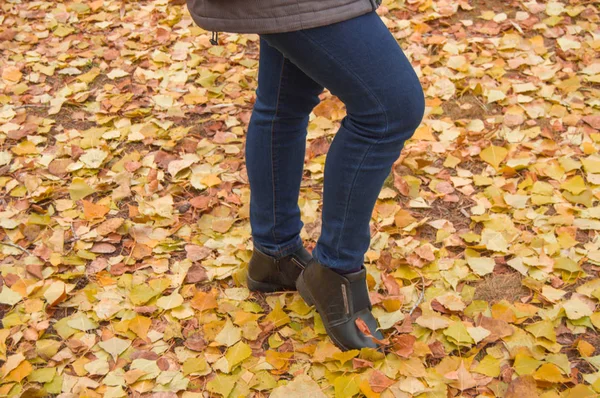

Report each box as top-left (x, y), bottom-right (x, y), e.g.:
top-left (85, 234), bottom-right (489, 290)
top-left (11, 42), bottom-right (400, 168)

top-left (246, 11), bottom-right (425, 272)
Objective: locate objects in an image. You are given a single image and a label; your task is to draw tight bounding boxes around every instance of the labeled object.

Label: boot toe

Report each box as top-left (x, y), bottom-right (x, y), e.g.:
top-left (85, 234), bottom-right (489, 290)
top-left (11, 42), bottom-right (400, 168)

top-left (329, 309), bottom-right (384, 350)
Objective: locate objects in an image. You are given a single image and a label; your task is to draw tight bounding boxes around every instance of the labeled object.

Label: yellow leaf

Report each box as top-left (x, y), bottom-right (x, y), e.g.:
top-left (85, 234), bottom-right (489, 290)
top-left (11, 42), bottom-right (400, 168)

top-left (265, 350), bottom-right (294, 370)
top-left (43, 281), bottom-right (66, 307)
top-left (270, 374), bottom-right (327, 398)
top-left (129, 315), bottom-right (152, 340)
top-left (264, 303), bottom-right (290, 328)
top-left (480, 145), bottom-right (508, 169)
top-left (473, 355), bottom-right (501, 377)
top-left (77, 67), bottom-right (101, 83)
top-left (480, 229), bottom-right (509, 252)
top-left (214, 319), bottom-right (242, 347)
top-left (156, 292), bottom-right (184, 310)
top-left (224, 341), bottom-right (252, 372)
top-left (331, 350), bottom-right (359, 366)
top-left (11, 140), bottom-right (38, 155)
top-left (415, 314), bottom-right (450, 330)
top-left (525, 320), bottom-right (557, 342)
top-left (577, 340), bottom-right (595, 357)
top-left (563, 297), bottom-right (594, 320)
top-left (533, 363), bottom-right (569, 383)
top-left (2, 67), bottom-right (22, 83)
top-left (28, 367), bottom-right (56, 383)
top-left (3, 360), bottom-right (32, 382)
top-left (206, 373), bottom-right (239, 397)
top-left (98, 337), bottom-right (131, 361)
top-left (80, 148), bottom-right (108, 169)
top-left (334, 374), bottom-right (360, 398)
top-left (153, 94), bottom-right (174, 109)
top-left (560, 175), bottom-right (587, 194)
top-left (444, 321), bottom-right (475, 346)
top-left (467, 326), bottom-right (491, 344)
top-left (69, 177), bottom-right (95, 201)
top-left (513, 353), bottom-right (542, 376)
top-left (1, 353), bottom-right (25, 377)
top-left (466, 256), bottom-right (495, 276)
top-left (566, 384), bottom-right (596, 398)
top-left (201, 174), bottom-right (222, 187)
top-left (445, 361), bottom-right (477, 391)
top-left (67, 314), bottom-right (98, 331)
top-left (358, 378), bottom-right (380, 398)
top-left (0, 287), bottom-right (23, 306)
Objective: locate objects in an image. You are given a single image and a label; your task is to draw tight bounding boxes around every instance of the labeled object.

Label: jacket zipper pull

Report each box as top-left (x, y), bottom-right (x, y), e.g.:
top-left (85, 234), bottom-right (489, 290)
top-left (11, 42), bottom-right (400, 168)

top-left (210, 31), bottom-right (219, 46)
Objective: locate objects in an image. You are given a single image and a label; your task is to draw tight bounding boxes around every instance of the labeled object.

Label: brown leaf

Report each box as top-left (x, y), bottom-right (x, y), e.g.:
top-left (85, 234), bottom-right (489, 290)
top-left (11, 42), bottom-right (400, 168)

top-left (355, 317), bottom-right (372, 337)
top-left (189, 195), bottom-right (214, 210)
top-left (26, 264), bottom-right (43, 279)
top-left (368, 370), bottom-right (395, 393)
top-left (185, 244), bottom-right (212, 262)
top-left (87, 257), bottom-right (109, 274)
top-left (381, 272), bottom-right (401, 296)
top-left (48, 158), bottom-right (73, 176)
top-left (478, 315), bottom-right (513, 341)
top-left (352, 358), bottom-right (373, 370)
top-left (354, 318), bottom-right (388, 347)
top-left (91, 243), bottom-right (117, 254)
top-left (185, 264), bottom-right (208, 284)
top-left (583, 115), bottom-right (600, 130)
top-left (134, 306), bottom-right (157, 314)
top-left (505, 375), bottom-right (539, 398)
top-left (392, 334), bottom-right (415, 358)
top-left (184, 332), bottom-right (206, 351)
top-left (428, 340), bottom-right (446, 358)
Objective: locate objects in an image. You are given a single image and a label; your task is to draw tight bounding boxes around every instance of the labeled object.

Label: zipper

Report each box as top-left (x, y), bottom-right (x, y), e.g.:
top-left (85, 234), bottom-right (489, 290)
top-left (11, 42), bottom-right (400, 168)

top-left (210, 31), bottom-right (219, 45)
top-left (341, 284), bottom-right (350, 315)
top-left (290, 257), bottom-right (305, 270)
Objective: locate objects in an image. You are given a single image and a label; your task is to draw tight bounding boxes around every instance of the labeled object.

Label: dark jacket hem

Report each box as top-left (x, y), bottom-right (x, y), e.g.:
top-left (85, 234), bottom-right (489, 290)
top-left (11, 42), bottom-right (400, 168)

top-left (187, 1), bottom-right (375, 34)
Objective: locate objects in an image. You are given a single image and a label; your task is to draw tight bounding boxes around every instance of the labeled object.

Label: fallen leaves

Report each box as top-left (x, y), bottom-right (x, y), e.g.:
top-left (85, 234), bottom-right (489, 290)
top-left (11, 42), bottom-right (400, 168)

top-left (0, 0), bottom-right (598, 396)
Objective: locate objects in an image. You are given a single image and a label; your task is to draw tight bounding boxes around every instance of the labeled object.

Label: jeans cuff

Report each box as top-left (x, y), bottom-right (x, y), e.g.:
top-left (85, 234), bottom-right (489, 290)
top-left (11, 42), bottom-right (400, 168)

top-left (253, 235), bottom-right (304, 259)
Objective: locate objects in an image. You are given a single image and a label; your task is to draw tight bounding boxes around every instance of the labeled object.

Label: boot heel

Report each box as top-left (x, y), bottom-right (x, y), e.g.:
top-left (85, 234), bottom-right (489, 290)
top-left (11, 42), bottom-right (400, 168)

top-left (296, 275), bottom-right (315, 307)
top-left (247, 274), bottom-right (286, 293)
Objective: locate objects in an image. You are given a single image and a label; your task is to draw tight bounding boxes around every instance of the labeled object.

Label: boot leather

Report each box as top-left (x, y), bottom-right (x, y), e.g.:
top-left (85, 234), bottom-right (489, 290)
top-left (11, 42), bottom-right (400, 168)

top-left (247, 246), bottom-right (312, 292)
top-left (296, 259), bottom-right (384, 350)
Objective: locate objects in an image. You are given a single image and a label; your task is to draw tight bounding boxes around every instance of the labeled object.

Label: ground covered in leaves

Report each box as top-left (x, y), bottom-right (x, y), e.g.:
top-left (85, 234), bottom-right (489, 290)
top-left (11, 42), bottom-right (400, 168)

top-left (0, 0), bottom-right (599, 397)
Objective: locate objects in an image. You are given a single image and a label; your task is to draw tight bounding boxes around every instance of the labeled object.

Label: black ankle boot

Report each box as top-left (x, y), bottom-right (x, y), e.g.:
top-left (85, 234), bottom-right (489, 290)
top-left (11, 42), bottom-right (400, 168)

top-left (296, 259), bottom-right (384, 351)
top-left (246, 246), bottom-right (312, 292)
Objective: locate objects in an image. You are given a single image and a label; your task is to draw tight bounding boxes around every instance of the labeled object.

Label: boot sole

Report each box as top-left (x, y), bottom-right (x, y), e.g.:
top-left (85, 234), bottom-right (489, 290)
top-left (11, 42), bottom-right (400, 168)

top-left (296, 273), bottom-right (350, 351)
top-left (247, 274), bottom-right (295, 293)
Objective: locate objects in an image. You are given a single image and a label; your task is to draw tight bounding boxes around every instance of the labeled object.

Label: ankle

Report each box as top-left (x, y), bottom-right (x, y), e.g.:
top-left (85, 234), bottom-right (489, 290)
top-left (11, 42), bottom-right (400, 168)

top-left (329, 266), bottom-right (363, 275)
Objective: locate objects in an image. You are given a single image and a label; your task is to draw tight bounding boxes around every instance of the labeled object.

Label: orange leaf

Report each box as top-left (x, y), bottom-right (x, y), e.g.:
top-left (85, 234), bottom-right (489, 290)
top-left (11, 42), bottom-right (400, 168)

top-left (82, 200), bottom-right (110, 220)
top-left (190, 290), bottom-right (218, 312)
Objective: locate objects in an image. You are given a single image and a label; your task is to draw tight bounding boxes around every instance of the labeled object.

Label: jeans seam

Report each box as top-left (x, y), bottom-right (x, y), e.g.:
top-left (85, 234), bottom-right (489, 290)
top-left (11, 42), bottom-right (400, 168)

top-left (270, 57), bottom-right (286, 250)
top-left (296, 29), bottom-right (389, 269)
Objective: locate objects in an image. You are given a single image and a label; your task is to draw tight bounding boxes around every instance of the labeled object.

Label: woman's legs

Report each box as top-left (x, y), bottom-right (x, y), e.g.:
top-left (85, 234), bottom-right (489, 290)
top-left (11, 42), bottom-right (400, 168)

top-left (261, 11), bottom-right (425, 273)
top-left (246, 37), bottom-right (324, 258)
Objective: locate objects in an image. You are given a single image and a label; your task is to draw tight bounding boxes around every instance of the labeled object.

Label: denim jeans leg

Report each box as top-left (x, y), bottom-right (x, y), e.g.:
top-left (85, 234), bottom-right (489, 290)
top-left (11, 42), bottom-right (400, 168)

top-left (261, 11), bottom-right (425, 272)
top-left (246, 38), bottom-right (324, 258)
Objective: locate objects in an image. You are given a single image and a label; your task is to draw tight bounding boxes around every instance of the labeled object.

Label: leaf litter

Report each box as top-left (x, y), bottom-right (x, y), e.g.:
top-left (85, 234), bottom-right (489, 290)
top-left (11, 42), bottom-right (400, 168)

top-left (0, 0), bottom-right (599, 396)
